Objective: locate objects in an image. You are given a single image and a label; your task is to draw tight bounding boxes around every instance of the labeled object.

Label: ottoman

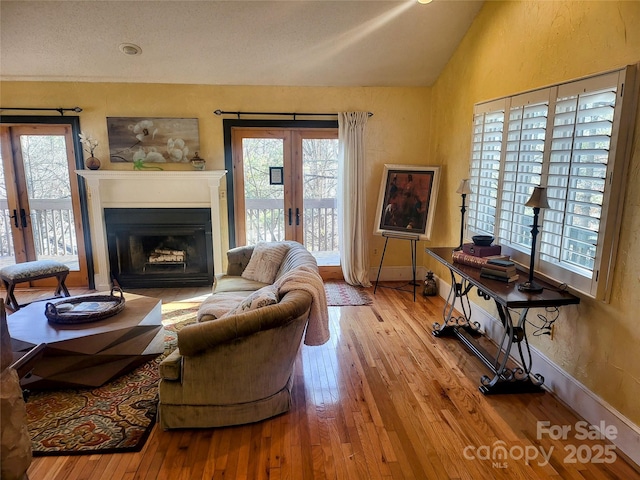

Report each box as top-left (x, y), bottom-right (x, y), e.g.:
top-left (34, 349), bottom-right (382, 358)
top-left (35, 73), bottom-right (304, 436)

top-left (0, 260), bottom-right (70, 311)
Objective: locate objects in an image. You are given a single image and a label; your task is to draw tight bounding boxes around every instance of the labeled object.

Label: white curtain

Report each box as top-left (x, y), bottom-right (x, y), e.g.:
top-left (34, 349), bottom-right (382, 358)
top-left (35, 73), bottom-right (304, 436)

top-left (338, 112), bottom-right (371, 287)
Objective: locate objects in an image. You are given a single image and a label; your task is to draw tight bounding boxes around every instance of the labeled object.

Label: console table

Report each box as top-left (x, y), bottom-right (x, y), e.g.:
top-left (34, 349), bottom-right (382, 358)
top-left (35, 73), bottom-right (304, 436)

top-left (426, 247), bottom-right (580, 395)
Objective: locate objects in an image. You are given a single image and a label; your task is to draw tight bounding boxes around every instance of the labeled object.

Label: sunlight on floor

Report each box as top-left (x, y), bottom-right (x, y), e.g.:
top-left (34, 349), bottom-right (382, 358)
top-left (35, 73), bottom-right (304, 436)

top-left (313, 250), bottom-right (340, 267)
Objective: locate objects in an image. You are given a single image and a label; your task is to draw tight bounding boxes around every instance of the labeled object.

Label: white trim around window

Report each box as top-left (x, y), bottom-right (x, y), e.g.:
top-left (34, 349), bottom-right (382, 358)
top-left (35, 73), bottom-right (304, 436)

top-left (466, 64), bottom-right (639, 301)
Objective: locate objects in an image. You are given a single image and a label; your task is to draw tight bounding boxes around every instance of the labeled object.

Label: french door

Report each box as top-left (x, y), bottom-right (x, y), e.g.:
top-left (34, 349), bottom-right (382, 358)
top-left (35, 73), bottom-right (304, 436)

top-left (231, 127), bottom-right (340, 273)
top-left (0, 124), bottom-right (90, 287)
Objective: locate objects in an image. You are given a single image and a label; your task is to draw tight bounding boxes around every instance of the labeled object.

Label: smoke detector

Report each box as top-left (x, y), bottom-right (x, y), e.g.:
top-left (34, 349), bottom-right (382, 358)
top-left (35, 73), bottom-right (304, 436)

top-left (119, 43), bottom-right (142, 56)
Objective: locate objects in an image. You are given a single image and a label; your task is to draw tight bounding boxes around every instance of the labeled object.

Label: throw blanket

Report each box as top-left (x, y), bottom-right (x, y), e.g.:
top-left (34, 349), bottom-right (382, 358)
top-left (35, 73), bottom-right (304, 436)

top-left (197, 292), bottom-right (250, 321)
top-left (275, 266), bottom-right (330, 346)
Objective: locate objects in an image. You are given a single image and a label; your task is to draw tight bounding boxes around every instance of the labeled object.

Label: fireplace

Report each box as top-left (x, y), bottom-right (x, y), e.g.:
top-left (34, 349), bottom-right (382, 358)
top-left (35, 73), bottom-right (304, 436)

top-left (105, 208), bottom-right (214, 288)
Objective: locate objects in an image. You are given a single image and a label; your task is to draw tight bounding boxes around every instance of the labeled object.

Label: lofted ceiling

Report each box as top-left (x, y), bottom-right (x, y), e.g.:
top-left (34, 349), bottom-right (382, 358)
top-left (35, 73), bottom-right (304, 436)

top-left (0, 0), bottom-right (483, 87)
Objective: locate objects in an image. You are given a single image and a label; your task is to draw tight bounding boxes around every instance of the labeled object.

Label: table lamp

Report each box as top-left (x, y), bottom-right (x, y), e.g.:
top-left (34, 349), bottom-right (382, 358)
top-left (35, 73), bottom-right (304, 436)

top-left (454, 179), bottom-right (473, 251)
top-left (518, 186), bottom-right (549, 293)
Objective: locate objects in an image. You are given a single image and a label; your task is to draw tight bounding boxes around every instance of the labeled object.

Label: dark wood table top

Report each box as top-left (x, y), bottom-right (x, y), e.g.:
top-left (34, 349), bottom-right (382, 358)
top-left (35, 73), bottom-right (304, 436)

top-left (7, 292), bottom-right (163, 389)
top-left (7, 292), bottom-right (162, 346)
top-left (427, 247), bottom-right (580, 309)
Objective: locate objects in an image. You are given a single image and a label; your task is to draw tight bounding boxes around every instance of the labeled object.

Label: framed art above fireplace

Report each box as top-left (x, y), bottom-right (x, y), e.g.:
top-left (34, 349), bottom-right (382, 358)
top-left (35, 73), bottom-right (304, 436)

top-left (107, 117), bottom-right (200, 164)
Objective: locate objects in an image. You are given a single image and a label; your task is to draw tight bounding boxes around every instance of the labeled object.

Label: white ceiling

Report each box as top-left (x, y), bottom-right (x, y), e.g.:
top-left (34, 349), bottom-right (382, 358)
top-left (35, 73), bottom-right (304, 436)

top-left (0, 0), bottom-right (483, 87)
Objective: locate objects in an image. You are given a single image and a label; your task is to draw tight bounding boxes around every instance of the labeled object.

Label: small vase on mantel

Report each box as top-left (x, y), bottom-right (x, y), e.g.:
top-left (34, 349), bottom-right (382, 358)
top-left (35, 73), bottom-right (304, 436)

top-left (85, 156), bottom-right (101, 170)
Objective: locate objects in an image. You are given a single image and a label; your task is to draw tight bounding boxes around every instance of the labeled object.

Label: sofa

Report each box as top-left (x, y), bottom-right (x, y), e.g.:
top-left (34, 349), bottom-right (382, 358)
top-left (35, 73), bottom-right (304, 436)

top-left (158, 241), bottom-right (329, 429)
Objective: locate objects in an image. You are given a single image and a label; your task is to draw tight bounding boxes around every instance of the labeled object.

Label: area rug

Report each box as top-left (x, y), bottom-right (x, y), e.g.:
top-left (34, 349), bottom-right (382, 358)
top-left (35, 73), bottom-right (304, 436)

top-left (324, 281), bottom-right (373, 306)
top-left (25, 306), bottom-right (197, 456)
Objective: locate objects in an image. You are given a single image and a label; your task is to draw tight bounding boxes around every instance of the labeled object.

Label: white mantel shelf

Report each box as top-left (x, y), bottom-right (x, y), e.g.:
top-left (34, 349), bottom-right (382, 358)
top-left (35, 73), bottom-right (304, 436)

top-left (77, 169), bottom-right (227, 290)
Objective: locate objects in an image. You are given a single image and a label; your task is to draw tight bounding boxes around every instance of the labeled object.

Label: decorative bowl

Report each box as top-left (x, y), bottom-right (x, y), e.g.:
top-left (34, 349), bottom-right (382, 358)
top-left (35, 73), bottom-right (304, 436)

top-left (191, 159), bottom-right (205, 171)
top-left (472, 235), bottom-right (494, 246)
top-left (190, 152), bottom-right (206, 171)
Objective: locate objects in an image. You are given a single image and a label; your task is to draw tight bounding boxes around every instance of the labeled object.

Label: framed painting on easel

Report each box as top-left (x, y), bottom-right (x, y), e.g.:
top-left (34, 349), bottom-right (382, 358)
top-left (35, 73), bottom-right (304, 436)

top-left (373, 164), bottom-right (441, 241)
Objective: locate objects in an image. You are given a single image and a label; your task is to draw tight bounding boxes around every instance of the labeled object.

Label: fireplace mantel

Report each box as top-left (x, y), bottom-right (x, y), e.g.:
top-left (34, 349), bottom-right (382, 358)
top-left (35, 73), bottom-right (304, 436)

top-left (77, 170), bottom-right (227, 290)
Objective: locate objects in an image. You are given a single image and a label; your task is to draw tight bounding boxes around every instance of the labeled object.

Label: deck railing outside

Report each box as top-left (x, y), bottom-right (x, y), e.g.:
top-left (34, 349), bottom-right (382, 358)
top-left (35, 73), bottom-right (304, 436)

top-left (0, 199), bottom-right (78, 266)
top-left (245, 198), bottom-right (338, 253)
top-left (0, 198), bottom-right (337, 267)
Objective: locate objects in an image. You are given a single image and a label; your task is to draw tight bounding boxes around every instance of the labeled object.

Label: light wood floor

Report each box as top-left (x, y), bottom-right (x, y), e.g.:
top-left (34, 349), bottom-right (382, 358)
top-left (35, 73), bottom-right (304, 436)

top-left (9, 285), bottom-right (640, 480)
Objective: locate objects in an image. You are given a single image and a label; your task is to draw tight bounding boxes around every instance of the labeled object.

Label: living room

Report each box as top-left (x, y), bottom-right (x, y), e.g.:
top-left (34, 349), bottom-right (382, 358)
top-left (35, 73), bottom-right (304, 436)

top-left (1, 1), bottom-right (640, 479)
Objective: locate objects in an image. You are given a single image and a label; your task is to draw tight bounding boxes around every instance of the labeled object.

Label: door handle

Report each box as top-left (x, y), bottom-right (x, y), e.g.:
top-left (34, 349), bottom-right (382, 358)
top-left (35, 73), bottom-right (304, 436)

top-left (19, 208), bottom-right (27, 228)
top-left (10, 209), bottom-right (19, 228)
top-left (296, 208), bottom-right (300, 226)
top-left (288, 208), bottom-right (292, 226)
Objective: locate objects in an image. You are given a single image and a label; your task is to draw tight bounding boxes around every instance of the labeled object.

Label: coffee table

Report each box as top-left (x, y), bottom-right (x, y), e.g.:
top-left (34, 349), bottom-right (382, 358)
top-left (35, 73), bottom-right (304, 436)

top-left (8, 291), bottom-right (163, 389)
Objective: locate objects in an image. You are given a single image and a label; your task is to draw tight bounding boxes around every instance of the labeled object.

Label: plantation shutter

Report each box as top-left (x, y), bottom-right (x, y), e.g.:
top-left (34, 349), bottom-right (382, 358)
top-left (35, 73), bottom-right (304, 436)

top-left (497, 93), bottom-right (549, 252)
top-left (540, 72), bottom-right (620, 290)
top-left (464, 66), bottom-right (637, 299)
top-left (467, 100), bottom-right (505, 236)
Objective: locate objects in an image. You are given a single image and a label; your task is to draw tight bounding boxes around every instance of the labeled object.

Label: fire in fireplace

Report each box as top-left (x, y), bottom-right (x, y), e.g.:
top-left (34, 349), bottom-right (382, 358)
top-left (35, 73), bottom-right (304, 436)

top-left (105, 208), bottom-right (214, 288)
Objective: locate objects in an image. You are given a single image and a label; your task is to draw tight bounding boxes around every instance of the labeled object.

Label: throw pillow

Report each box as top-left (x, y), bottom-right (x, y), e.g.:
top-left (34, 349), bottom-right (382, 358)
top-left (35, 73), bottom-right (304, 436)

top-left (241, 242), bottom-right (290, 284)
top-left (228, 285), bottom-right (279, 314)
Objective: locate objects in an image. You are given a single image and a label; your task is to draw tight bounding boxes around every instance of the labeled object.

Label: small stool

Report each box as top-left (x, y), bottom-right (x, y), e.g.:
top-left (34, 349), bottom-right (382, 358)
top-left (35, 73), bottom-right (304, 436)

top-left (0, 260), bottom-right (71, 311)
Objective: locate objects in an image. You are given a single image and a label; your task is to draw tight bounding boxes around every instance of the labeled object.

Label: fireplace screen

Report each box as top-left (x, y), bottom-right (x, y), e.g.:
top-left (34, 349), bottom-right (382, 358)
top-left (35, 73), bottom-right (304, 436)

top-left (105, 208), bottom-right (214, 288)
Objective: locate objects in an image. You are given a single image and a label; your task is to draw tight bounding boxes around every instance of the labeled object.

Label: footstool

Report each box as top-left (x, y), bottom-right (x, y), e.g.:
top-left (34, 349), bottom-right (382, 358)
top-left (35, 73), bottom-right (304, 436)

top-left (0, 260), bottom-right (70, 311)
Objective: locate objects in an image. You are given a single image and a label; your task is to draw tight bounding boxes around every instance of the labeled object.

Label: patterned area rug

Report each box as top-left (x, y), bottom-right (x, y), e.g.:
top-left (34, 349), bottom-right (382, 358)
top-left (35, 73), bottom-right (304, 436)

top-left (324, 281), bottom-right (373, 306)
top-left (25, 306), bottom-right (198, 456)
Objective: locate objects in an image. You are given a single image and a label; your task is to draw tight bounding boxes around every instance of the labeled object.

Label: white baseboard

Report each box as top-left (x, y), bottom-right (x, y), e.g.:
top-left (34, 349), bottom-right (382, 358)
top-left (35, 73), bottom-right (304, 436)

top-left (437, 275), bottom-right (640, 468)
top-left (369, 265), bottom-right (427, 282)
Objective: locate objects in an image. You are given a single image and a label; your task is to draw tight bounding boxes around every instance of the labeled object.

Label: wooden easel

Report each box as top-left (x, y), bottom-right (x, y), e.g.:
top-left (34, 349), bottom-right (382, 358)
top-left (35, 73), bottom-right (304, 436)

top-left (373, 231), bottom-right (420, 301)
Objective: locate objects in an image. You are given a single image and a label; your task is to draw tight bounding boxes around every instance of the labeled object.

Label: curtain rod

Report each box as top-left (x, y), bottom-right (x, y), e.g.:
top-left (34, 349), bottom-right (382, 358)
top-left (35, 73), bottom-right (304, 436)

top-left (0, 106), bottom-right (83, 116)
top-left (214, 109), bottom-right (373, 120)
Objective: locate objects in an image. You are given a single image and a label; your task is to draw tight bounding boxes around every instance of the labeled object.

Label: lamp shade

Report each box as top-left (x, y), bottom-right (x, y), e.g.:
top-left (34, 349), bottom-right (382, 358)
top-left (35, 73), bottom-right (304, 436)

top-left (525, 187), bottom-right (549, 209)
top-left (456, 178), bottom-right (472, 195)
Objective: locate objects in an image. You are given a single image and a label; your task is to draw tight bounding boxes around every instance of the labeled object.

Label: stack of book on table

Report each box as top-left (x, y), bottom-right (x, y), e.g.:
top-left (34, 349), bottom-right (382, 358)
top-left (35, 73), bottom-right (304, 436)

top-left (479, 258), bottom-right (519, 283)
top-left (452, 250), bottom-right (510, 269)
top-left (452, 244), bottom-right (519, 283)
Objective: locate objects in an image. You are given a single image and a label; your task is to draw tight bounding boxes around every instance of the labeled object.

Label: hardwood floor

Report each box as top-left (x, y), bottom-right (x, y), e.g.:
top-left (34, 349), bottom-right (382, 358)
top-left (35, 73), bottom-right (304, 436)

top-left (10, 285), bottom-right (640, 479)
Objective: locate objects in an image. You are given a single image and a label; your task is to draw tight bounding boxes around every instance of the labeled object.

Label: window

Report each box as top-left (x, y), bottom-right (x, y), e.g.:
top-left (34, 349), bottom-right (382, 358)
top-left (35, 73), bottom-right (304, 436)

top-left (466, 65), bottom-right (638, 300)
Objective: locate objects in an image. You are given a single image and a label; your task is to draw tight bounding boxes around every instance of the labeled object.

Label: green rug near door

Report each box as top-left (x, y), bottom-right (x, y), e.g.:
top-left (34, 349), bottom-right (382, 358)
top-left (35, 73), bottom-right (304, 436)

top-left (25, 306), bottom-right (197, 456)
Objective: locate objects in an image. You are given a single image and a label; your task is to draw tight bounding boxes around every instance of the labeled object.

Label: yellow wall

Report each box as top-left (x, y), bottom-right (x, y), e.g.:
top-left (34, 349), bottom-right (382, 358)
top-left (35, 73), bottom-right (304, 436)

top-left (428, 0), bottom-right (640, 425)
top-left (0, 82), bottom-right (431, 267)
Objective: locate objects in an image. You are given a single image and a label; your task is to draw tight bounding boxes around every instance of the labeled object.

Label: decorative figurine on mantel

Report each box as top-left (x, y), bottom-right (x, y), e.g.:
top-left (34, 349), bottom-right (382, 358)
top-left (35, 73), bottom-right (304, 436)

top-left (79, 132), bottom-right (100, 170)
top-left (190, 152), bottom-right (206, 170)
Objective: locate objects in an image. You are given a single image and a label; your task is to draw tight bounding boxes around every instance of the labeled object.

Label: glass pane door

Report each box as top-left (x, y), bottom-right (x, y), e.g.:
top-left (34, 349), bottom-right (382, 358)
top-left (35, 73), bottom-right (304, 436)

top-left (0, 149), bottom-right (16, 269)
top-left (301, 134), bottom-right (339, 266)
top-left (0, 124), bottom-right (89, 286)
top-left (232, 127), bottom-right (340, 272)
top-left (236, 132), bottom-right (290, 245)
top-left (19, 134), bottom-right (80, 269)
